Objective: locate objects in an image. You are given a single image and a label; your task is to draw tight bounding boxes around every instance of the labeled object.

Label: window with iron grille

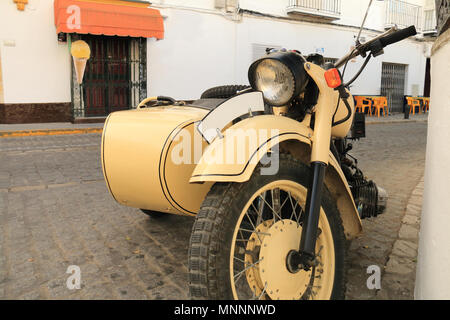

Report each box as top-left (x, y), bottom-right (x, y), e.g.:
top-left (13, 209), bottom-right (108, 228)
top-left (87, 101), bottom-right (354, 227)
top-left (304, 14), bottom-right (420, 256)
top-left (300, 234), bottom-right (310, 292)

top-left (423, 9), bottom-right (437, 33)
top-left (71, 35), bottom-right (147, 119)
top-left (324, 57), bottom-right (337, 65)
top-left (385, 0), bottom-right (422, 31)
top-left (381, 62), bottom-right (407, 113)
top-left (287, 0), bottom-right (341, 17)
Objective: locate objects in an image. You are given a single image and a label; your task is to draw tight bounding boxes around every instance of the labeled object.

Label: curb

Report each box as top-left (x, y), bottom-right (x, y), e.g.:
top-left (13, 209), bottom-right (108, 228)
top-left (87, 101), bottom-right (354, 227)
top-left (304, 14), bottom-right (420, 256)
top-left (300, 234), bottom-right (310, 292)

top-left (366, 119), bottom-right (428, 125)
top-left (377, 174), bottom-right (424, 299)
top-left (0, 128), bottom-right (103, 138)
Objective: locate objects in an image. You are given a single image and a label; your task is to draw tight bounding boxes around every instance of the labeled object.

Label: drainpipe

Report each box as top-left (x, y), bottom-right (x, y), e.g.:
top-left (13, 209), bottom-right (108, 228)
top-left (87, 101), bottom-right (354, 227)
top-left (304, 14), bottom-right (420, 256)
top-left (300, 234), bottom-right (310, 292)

top-left (415, 1), bottom-right (450, 299)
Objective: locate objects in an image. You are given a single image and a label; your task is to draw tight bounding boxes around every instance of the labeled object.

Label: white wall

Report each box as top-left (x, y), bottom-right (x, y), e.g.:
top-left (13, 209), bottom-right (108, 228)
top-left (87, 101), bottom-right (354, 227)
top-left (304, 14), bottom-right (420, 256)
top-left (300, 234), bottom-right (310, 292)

top-left (383, 38), bottom-right (427, 96)
top-left (147, 8), bottom-right (237, 99)
top-left (147, 8), bottom-right (429, 99)
top-left (415, 29), bottom-right (450, 300)
top-left (0, 0), bottom-right (71, 104)
top-left (338, 0), bottom-right (385, 31)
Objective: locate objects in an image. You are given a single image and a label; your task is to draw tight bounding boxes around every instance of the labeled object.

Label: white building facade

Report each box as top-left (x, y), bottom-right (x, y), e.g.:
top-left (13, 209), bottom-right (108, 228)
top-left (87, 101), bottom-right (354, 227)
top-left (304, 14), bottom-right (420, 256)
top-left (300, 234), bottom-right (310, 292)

top-left (0, 0), bottom-right (436, 123)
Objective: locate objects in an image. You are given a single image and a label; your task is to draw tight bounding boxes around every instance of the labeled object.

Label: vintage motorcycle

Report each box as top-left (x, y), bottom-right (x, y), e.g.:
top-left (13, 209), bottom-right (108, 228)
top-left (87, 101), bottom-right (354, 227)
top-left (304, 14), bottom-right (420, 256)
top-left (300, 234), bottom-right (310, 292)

top-left (101, 24), bottom-right (417, 300)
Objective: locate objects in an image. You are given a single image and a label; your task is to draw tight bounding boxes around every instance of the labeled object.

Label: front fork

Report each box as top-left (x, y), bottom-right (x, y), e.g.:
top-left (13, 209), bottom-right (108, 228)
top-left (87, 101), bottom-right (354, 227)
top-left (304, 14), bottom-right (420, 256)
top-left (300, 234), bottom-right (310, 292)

top-left (287, 161), bottom-right (328, 271)
top-left (300, 162), bottom-right (327, 264)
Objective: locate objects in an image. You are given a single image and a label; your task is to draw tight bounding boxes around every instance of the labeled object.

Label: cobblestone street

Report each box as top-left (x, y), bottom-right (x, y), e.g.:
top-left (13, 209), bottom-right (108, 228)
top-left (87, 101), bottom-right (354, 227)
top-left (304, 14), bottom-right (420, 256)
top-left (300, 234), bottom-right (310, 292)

top-left (0, 122), bottom-right (427, 300)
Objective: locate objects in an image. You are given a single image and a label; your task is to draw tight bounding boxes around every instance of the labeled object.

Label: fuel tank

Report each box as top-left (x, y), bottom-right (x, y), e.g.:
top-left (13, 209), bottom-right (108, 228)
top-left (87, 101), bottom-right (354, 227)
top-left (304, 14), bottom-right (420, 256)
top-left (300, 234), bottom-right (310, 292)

top-left (101, 105), bottom-right (213, 216)
top-left (331, 91), bottom-right (355, 139)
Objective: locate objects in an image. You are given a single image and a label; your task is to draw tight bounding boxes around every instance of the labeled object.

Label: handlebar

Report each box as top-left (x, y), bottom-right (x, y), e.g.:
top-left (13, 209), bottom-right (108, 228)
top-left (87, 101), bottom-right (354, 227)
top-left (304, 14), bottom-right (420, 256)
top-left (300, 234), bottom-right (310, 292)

top-left (379, 25), bottom-right (417, 47)
top-left (334, 25), bottom-right (417, 68)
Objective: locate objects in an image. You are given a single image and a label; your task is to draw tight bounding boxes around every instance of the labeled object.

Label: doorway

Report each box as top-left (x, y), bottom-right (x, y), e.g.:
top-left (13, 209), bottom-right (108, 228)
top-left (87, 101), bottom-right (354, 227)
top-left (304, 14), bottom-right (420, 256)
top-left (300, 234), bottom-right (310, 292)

top-left (71, 35), bottom-right (147, 119)
top-left (381, 62), bottom-right (407, 113)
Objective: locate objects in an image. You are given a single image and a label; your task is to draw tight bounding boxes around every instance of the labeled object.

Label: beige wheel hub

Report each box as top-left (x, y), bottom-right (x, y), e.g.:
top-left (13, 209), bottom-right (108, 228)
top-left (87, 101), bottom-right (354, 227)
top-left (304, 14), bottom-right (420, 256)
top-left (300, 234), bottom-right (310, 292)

top-left (244, 220), bottom-right (273, 298)
top-left (259, 219), bottom-right (313, 300)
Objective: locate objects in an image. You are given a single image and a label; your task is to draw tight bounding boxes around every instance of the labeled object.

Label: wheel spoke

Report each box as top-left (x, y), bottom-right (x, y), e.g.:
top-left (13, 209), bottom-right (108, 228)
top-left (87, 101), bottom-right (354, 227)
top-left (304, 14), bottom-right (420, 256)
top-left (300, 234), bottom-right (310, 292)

top-left (246, 206), bottom-right (262, 243)
top-left (271, 188), bottom-right (281, 221)
top-left (233, 257), bottom-right (264, 282)
top-left (258, 193), bottom-right (288, 222)
top-left (255, 191), bottom-right (266, 225)
top-left (287, 191), bottom-right (303, 226)
top-left (239, 228), bottom-right (270, 236)
top-left (238, 228), bottom-right (246, 242)
top-left (255, 281), bottom-right (268, 300)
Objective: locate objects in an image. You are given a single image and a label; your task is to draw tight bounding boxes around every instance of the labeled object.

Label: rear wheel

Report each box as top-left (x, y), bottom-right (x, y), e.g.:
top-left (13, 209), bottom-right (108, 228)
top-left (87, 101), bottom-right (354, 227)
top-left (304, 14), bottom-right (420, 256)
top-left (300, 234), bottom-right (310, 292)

top-left (188, 155), bottom-right (346, 300)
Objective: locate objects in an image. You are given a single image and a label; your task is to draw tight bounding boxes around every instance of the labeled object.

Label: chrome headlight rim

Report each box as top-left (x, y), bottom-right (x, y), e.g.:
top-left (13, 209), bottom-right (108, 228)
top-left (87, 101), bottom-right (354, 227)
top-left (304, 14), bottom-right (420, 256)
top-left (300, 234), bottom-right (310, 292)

top-left (248, 51), bottom-right (309, 107)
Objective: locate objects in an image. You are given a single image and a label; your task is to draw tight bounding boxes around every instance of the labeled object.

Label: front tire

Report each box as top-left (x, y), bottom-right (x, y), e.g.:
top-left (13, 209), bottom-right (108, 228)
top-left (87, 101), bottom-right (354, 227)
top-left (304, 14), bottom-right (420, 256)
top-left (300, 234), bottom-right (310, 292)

top-left (188, 155), bottom-right (346, 300)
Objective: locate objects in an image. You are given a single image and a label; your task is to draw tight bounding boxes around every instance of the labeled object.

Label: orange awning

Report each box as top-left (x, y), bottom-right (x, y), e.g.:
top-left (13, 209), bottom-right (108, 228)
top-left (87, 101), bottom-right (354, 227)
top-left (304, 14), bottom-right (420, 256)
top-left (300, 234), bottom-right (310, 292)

top-left (54, 0), bottom-right (164, 39)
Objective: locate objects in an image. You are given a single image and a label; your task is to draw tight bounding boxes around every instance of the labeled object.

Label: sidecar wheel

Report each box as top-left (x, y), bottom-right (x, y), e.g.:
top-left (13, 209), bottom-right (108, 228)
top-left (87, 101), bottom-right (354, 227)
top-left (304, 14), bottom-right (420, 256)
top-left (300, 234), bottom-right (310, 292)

top-left (188, 155), bottom-right (347, 300)
top-left (140, 209), bottom-right (166, 219)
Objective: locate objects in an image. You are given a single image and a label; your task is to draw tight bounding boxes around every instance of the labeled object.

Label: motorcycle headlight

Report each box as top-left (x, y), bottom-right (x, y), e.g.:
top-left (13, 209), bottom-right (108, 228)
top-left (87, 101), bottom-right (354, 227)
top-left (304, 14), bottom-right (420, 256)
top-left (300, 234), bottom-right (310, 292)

top-left (248, 51), bottom-right (309, 106)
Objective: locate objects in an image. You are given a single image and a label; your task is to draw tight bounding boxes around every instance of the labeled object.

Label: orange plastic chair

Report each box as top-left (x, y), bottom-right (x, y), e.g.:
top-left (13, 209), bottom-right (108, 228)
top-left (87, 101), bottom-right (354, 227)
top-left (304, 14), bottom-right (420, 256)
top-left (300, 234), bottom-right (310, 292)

top-left (372, 97), bottom-right (388, 117)
top-left (354, 96), bottom-right (373, 115)
top-left (406, 97), bottom-right (421, 115)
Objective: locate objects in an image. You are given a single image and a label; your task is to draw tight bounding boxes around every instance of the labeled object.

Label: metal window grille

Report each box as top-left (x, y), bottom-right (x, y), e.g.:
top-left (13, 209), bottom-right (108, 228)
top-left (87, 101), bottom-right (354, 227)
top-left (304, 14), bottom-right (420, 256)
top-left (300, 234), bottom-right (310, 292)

top-left (288, 0), bottom-right (341, 15)
top-left (385, 0), bottom-right (422, 31)
top-left (71, 35), bottom-right (147, 118)
top-left (423, 9), bottom-right (437, 32)
top-left (381, 62), bottom-right (407, 113)
top-left (324, 57), bottom-right (337, 65)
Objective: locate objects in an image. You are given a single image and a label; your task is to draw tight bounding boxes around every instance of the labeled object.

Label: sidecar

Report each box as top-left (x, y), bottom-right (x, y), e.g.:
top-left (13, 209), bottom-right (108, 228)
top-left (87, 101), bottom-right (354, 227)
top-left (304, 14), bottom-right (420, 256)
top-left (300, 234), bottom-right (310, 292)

top-left (101, 92), bottom-right (267, 216)
top-left (102, 104), bottom-right (209, 216)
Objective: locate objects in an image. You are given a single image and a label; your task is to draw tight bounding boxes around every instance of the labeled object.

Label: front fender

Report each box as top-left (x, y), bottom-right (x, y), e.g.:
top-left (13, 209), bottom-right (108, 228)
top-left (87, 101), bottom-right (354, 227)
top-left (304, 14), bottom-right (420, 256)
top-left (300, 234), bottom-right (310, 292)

top-left (190, 115), bottom-right (362, 239)
top-left (191, 115), bottom-right (313, 182)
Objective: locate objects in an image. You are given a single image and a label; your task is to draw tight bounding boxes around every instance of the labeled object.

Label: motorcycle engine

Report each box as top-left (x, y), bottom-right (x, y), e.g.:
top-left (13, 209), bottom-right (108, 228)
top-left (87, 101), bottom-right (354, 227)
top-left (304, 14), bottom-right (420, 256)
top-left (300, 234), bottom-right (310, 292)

top-left (350, 171), bottom-right (388, 219)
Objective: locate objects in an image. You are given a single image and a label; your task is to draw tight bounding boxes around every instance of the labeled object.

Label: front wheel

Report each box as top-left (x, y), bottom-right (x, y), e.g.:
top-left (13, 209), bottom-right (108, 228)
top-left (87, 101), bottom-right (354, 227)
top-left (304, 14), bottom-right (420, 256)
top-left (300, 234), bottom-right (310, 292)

top-left (188, 155), bottom-right (347, 300)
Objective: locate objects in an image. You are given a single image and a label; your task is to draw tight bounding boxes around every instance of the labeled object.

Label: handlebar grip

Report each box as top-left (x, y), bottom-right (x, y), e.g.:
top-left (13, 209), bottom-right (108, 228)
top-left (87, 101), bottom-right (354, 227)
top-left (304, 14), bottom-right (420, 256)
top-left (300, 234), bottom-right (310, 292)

top-left (379, 25), bottom-right (417, 47)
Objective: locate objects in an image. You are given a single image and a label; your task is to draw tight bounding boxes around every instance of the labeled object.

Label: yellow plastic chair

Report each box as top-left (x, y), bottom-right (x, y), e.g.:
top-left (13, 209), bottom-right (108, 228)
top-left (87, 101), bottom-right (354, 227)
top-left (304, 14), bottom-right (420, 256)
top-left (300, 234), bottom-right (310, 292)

top-left (354, 96), bottom-right (373, 115)
top-left (406, 97), bottom-right (421, 115)
top-left (372, 97), bottom-right (388, 117)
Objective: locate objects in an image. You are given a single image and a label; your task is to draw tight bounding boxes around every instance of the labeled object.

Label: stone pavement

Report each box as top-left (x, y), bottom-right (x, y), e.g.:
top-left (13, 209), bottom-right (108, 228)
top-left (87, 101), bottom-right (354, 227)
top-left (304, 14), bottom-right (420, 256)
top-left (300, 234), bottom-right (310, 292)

top-left (377, 176), bottom-right (423, 299)
top-left (365, 112), bottom-right (428, 125)
top-left (0, 122), bottom-right (427, 300)
top-left (345, 122), bottom-right (426, 300)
